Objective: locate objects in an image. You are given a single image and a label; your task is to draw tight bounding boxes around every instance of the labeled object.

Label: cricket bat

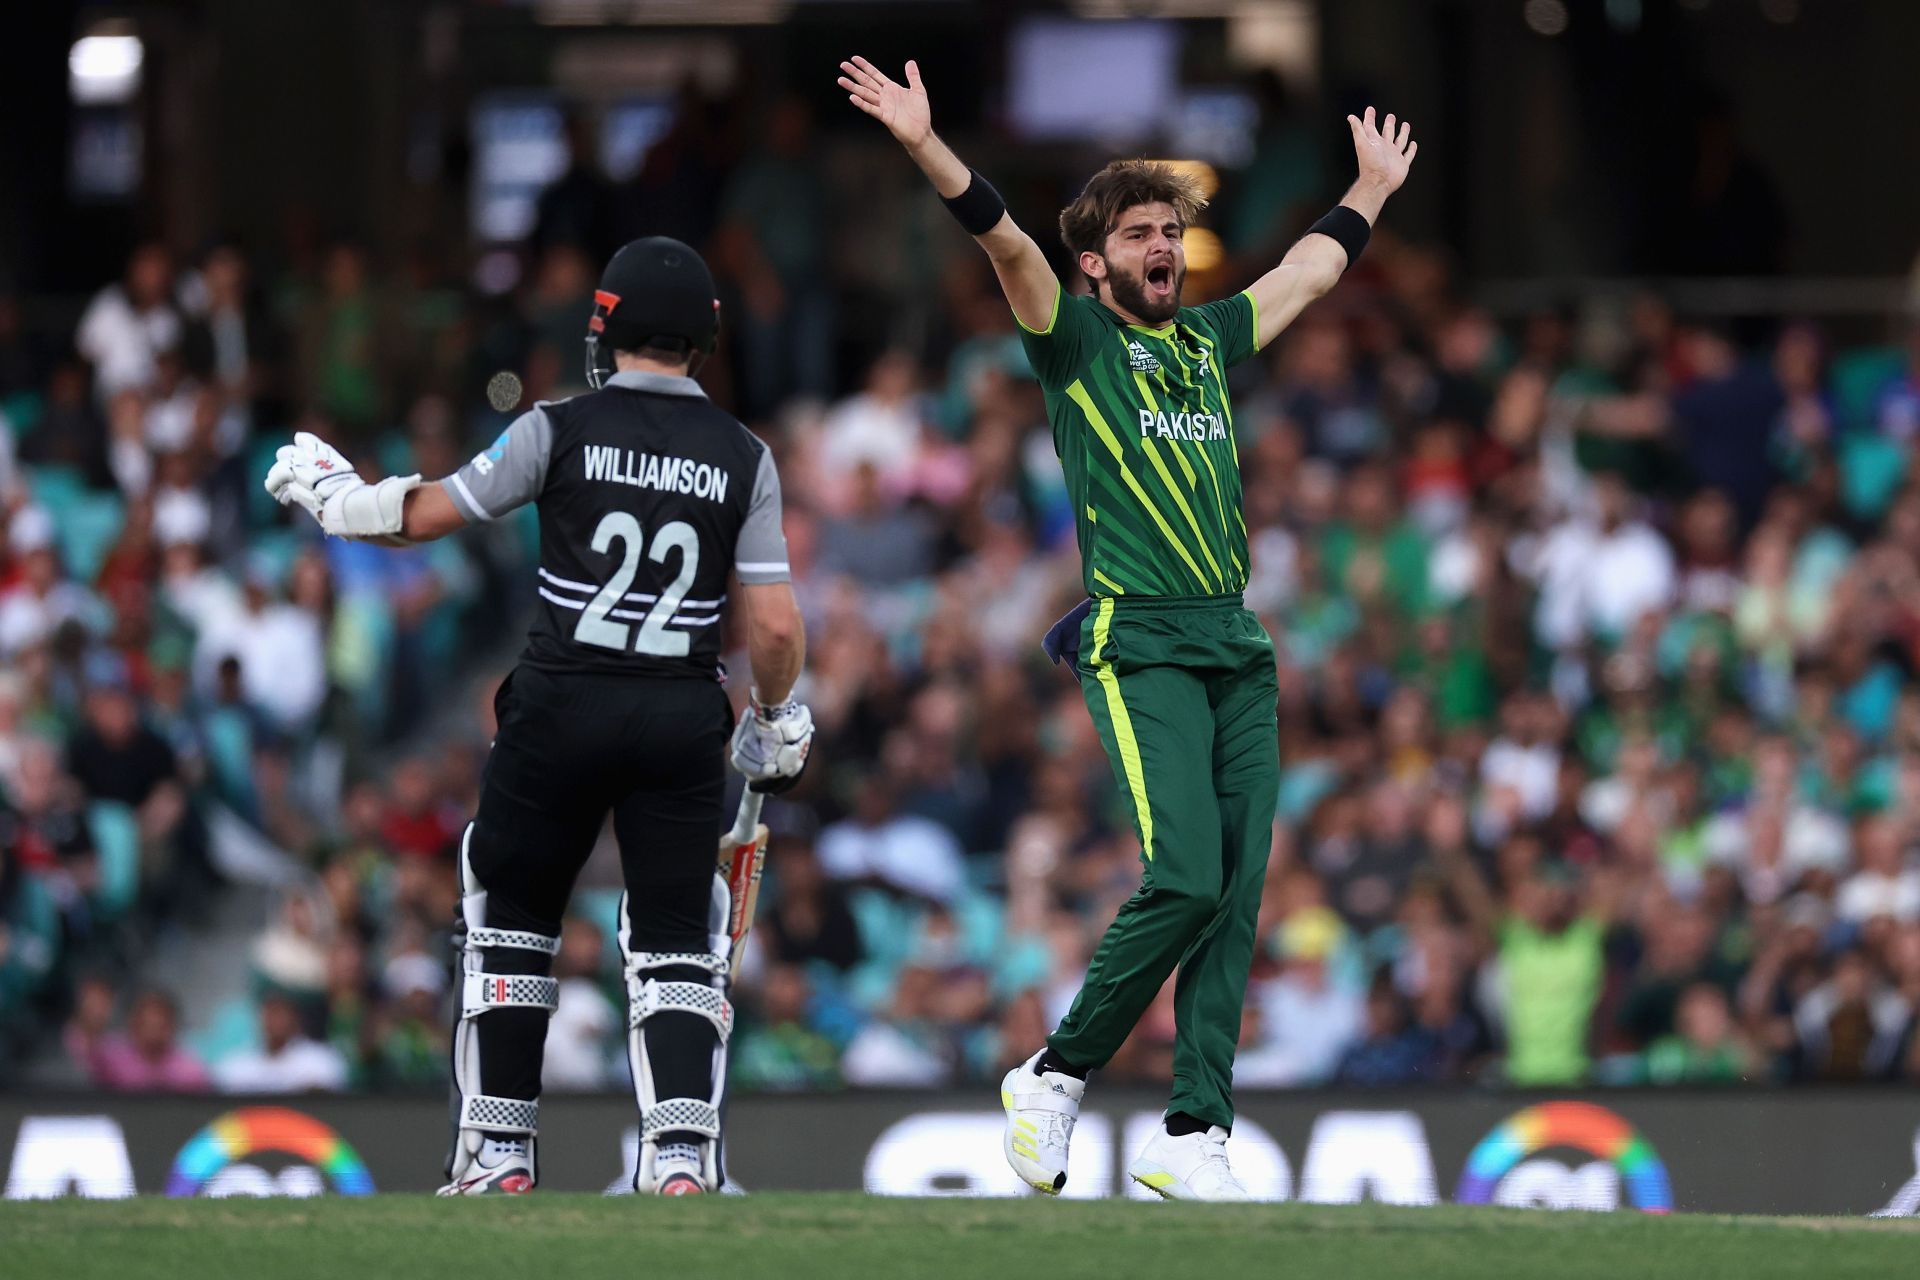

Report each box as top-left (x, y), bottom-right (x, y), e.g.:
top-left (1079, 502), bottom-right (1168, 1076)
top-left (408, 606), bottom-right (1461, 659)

top-left (718, 787), bottom-right (769, 969)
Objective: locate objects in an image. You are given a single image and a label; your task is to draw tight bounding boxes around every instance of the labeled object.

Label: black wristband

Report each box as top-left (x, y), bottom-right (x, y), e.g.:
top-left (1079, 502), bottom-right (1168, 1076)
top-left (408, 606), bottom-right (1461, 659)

top-left (942, 169), bottom-right (1008, 237)
top-left (1307, 204), bottom-right (1371, 268)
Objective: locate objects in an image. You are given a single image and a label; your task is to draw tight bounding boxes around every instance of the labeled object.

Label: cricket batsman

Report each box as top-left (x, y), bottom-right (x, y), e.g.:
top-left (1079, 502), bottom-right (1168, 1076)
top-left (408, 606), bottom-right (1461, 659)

top-left (841, 55), bottom-right (1416, 1199)
top-left (265, 237), bottom-right (813, 1195)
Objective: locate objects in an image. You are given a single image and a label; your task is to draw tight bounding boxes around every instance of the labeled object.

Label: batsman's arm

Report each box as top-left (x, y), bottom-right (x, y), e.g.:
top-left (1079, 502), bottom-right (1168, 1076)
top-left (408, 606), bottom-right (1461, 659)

top-left (1245, 107), bottom-right (1418, 352)
top-left (398, 483), bottom-right (466, 542)
top-left (840, 56), bottom-right (1059, 334)
top-left (332, 475), bottom-right (483, 545)
top-left (735, 446), bottom-right (804, 705)
top-left (267, 407), bottom-right (549, 545)
top-left (740, 583), bottom-right (804, 706)
top-left (427, 404), bottom-right (551, 537)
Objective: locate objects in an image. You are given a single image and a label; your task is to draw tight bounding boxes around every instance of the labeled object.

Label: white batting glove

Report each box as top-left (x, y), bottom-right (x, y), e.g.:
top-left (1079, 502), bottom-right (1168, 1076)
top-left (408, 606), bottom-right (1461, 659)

top-left (265, 430), bottom-right (356, 517)
top-left (730, 692), bottom-right (814, 794)
top-left (264, 431), bottom-right (420, 540)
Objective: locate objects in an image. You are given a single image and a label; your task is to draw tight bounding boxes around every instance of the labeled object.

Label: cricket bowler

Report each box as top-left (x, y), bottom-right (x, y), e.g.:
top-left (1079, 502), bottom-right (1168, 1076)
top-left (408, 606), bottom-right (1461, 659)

top-left (842, 55), bottom-right (1416, 1199)
top-left (265, 237), bottom-right (813, 1195)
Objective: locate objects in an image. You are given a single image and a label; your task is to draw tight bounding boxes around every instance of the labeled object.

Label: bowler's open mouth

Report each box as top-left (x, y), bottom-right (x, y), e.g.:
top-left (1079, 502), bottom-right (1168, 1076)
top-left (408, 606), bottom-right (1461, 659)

top-left (1147, 264), bottom-right (1173, 296)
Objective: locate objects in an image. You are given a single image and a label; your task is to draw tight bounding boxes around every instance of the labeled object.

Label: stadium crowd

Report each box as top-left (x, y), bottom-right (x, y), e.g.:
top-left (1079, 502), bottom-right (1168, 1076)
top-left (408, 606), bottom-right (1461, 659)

top-left (6, 93), bottom-right (1920, 1096)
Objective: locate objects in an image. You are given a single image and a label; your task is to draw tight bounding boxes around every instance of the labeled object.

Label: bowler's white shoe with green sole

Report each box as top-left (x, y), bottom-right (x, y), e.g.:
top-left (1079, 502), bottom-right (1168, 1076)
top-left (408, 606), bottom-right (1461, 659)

top-left (1128, 1124), bottom-right (1251, 1201)
top-left (999, 1050), bottom-right (1083, 1195)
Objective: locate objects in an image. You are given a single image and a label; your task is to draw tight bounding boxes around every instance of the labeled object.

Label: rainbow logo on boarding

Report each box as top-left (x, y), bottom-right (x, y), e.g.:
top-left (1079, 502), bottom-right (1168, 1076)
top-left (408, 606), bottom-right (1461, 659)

top-left (166, 1107), bottom-right (375, 1198)
top-left (1454, 1102), bottom-right (1672, 1213)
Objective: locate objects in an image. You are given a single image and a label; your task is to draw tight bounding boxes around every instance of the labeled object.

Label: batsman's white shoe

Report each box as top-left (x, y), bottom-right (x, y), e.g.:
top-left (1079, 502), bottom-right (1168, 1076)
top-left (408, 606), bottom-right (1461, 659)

top-left (1128, 1125), bottom-right (1251, 1201)
top-left (438, 1138), bottom-right (534, 1196)
top-left (650, 1142), bottom-right (711, 1196)
top-left (1000, 1050), bottom-right (1084, 1195)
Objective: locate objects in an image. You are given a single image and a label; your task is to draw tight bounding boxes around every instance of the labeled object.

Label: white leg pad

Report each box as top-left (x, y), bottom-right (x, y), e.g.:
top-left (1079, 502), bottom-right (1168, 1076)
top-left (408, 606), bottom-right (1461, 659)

top-left (629, 980), bottom-right (734, 1042)
top-left (459, 1094), bottom-right (539, 1135)
top-left (619, 890), bottom-right (733, 1192)
top-left (446, 825), bottom-right (560, 1186)
top-left (641, 1098), bottom-right (723, 1141)
top-left (463, 972), bottom-right (560, 1017)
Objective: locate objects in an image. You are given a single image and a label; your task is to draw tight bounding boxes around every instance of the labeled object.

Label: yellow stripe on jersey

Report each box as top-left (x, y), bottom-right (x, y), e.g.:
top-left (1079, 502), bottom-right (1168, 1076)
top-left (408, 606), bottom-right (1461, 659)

top-left (1139, 436), bottom-right (1225, 591)
top-left (1156, 335), bottom-right (1243, 578)
top-left (1128, 337), bottom-right (1223, 590)
top-left (1092, 568), bottom-right (1126, 595)
top-left (1066, 379), bottom-right (1212, 593)
top-left (1162, 332), bottom-right (1250, 563)
top-left (1132, 366), bottom-right (1200, 492)
top-left (1014, 281), bottom-right (1063, 337)
top-left (1191, 442), bottom-right (1243, 578)
top-left (1091, 598), bottom-right (1152, 860)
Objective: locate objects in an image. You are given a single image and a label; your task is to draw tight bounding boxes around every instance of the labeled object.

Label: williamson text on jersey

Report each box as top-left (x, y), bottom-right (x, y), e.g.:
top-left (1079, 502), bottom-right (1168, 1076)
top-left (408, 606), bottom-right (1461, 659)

top-left (583, 445), bottom-right (732, 504)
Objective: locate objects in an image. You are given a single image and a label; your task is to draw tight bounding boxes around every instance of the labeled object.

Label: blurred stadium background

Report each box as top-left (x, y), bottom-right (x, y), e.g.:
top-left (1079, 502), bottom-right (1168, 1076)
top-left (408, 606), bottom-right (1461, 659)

top-left (3, 0), bottom-right (1920, 1210)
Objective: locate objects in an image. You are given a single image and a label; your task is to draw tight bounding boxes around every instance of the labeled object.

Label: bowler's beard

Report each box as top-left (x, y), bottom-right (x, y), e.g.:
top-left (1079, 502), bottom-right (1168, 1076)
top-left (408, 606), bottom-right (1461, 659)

top-left (1105, 260), bottom-right (1184, 325)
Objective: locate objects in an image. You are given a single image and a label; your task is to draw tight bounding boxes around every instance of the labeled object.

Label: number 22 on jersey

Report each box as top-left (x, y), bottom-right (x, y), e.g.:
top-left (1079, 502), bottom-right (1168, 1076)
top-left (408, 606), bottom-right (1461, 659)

top-left (574, 511), bottom-right (701, 656)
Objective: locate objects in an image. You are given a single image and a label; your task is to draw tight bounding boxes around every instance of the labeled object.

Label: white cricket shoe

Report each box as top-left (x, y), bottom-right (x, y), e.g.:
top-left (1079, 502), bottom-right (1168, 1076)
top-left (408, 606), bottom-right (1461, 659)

top-left (1128, 1124), bottom-right (1251, 1201)
top-left (438, 1138), bottom-right (534, 1196)
top-left (648, 1142), bottom-right (710, 1196)
top-left (1000, 1049), bottom-right (1084, 1195)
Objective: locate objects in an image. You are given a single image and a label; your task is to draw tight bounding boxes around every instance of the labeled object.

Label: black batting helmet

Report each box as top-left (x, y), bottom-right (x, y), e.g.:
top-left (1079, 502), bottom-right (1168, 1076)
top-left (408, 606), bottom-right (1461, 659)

top-left (585, 236), bottom-right (721, 389)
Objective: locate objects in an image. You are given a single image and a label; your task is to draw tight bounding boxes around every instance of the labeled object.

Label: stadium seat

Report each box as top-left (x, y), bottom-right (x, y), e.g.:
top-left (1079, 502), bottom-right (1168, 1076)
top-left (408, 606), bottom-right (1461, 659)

top-left (2, 389), bottom-right (43, 436)
top-left (574, 888), bottom-right (626, 972)
top-left (1830, 346), bottom-right (1904, 430)
top-left (0, 877), bottom-right (62, 1011)
top-left (86, 802), bottom-right (142, 922)
top-left (59, 492), bottom-right (126, 584)
top-left (26, 463), bottom-right (87, 513)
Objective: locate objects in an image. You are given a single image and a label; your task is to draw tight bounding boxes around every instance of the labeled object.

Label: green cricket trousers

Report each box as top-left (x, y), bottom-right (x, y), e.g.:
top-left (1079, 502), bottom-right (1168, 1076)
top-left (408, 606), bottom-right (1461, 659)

top-left (1048, 594), bottom-right (1280, 1130)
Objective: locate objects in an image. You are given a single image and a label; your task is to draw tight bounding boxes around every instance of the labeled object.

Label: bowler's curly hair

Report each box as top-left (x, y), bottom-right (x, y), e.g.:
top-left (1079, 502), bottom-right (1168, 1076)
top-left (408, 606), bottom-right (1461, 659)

top-left (1058, 160), bottom-right (1208, 293)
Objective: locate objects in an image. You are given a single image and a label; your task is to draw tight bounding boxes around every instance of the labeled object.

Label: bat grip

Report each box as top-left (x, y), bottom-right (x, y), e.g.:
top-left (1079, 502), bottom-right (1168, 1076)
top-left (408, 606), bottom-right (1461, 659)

top-left (726, 785), bottom-right (765, 846)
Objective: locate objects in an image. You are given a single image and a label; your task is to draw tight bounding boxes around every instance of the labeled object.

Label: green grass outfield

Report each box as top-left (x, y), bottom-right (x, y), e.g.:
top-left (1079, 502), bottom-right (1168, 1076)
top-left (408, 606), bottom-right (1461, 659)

top-left (7, 1194), bottom-right (1917, 1280)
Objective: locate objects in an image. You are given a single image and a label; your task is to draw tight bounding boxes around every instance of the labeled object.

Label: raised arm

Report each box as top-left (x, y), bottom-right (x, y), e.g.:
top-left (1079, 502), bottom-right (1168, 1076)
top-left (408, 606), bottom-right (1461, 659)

top-left (1245, 107), bottom-right (1418, 352)
top-left (1433, 834), bottom-right (1500, 955)
top-left (267, 406), bottom-right (553, 546)
top-left (839, 56), bottom-right (1060, 333)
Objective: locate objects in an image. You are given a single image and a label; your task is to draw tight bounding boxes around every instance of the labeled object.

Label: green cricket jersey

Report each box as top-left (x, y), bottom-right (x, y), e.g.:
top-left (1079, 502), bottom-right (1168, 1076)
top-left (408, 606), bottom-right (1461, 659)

top-left (1017, 284), bottom-right (1262, 599)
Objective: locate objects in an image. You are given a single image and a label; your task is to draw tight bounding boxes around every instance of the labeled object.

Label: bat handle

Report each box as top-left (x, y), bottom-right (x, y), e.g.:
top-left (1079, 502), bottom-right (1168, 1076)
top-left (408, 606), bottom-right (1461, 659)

top-left (727, 784), bottom-right (765, 846)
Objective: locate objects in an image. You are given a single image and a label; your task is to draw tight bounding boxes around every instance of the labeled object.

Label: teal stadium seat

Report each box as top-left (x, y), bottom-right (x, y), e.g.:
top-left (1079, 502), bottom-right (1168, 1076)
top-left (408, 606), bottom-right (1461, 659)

top-left (1830, 346), bottom-right (1904, 431)
top-left (86, 801), bottom-right (142, 921)
top-left (2, 390), bottom-right (44, 436)
top-left (573, 887), bottom-right (626, 972)
top-left (26, 466), bottom-right (125, 582)
top-left (188, 994), bottom-right (264, 1066)
top-left (246, 436), bottom-right (289, 526)
top-left (0, 877), bottom-right (62, 1013)
top-left (25, 464), bottom-right (87, 512)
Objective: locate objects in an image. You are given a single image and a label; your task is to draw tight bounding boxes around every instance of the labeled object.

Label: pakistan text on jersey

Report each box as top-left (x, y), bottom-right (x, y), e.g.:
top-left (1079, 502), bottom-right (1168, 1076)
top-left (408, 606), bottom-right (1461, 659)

top-left (582, 445), bottom-right (732, 504)
top-left (1137, 409), bottom-right (1229, 442)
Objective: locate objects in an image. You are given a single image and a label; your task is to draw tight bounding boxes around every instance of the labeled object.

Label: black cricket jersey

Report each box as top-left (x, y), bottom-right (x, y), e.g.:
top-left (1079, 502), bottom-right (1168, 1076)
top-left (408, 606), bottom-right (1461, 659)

top-left (442, 370), bottom-right (790, 680)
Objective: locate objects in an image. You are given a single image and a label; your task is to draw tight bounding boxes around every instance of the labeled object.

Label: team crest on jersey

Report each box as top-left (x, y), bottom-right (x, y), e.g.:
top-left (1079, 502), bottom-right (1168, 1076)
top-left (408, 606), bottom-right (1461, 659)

top-left (1126, 340), bottom-right (1161, 373)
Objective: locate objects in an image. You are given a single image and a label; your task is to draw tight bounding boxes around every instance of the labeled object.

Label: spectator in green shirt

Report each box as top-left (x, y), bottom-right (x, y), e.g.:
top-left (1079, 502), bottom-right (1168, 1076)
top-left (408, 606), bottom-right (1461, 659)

top-left (371, 951), bottom-right (449, 1089)
top-left (733, 964), bottom-right (842, 1092)
top-left (1497, 876), bottom-right (1607, 1086)
top-left (1441, 846), bottom-right (1620, 1086)
top-left (1638, 982), bottom-right (1756, 1085)
top-left (1318, 462), bottom-right (1432, 617)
